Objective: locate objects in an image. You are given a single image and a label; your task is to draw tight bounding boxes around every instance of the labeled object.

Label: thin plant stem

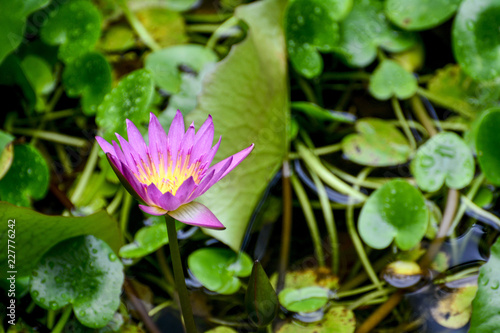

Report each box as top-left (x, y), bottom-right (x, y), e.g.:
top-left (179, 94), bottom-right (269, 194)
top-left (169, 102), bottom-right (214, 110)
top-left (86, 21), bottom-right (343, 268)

top-left (165, 217), bottom-right (197, 333)
top-left (278, 161), bottom-right (293, 291)
top-left (309, 167), bottom-right (339, 274)
top-left (297, 77), bottom-right (318, 104)
top-left (335, 283), bottom-right (381, 299)
top-left (120, 192), bottom-right (133, 237)
top-left (323, 161), bottom-right (387, 189)
top-left (156, 247), bottom-right (176, 299)
top-left (348, 288), bottom-right (393, 311)
top-left (47, 310), bottom-right (55, 329)
top-left (288, 143), bottom-right (342, 159)
top-left (51, 306), bottom-right (72, 333)
top-left (290, 174), bottom-right (325, 267)
top-left (391, 97), bottom-right (416, 150)
top-left (106, 188), bottom-right (124, 215)
top-left (11, 128), bottom-right (89, 148)
top-left (118, 0), bottom-right (160, 51)
top-left (410, 96), bottom-right (438, 137)
top-left (123, 279), bottom-right (162, 333)
top-left (417, 87), bottom-right (475, 119)
top-left (296, 143), bottom-right (366, 201)
top-left (185, 24), bottom-right (220, 33)
top-left (31, 86), bottom-right (64, 146)
top-left (206, 16), bottom-right (239, 50)
top-left (70, 142), bottom-right (99, 204)
top-left (355, 291), bottom-right (404, 333)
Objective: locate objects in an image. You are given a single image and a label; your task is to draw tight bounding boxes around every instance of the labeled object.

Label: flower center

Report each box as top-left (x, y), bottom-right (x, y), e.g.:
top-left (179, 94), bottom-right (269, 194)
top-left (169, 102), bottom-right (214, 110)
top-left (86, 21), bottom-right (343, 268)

top-left (134, 153), bottom-right (202, 195)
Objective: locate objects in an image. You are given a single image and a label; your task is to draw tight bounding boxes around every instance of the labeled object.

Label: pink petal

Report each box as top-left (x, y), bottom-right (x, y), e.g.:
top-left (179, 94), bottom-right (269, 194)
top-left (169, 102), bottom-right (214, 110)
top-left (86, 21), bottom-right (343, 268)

top-left (139, 204), bottom-right (168, 216)
top-left (181, 122), bottom-right (196, 156)
top-left (174, 177), bottom-right (197, 204)
top-left (145, 183), bottom-right (164, 205)
top-left (115, 133), bottom-right (140, 174)
top-left (210, 144), bottom-right (254, 180)
top-left (199, 136), bottom-right (221, 169)
top-left (168, 110), bottom-right (185, 167)
top-left (107, 154), bottom-right (147, 204)
top-left (156, 191), bottom-right (182, 211)
top-left (95, 136), bottom-right (114, 156)
top-left (189, 158), bottom-right (231, 199)
top-left (191, 115), bottom-right (214, 162)
top-left (168, 202), bottom-right (225, 230)
top-left (148, 113), bottom-right (167, 170)
top-left (112, 140), bottom-right (126, 163)
top-left (188, 169), bottom-right (215, 200)
top-left (126, 119), bottom-right (147, 158)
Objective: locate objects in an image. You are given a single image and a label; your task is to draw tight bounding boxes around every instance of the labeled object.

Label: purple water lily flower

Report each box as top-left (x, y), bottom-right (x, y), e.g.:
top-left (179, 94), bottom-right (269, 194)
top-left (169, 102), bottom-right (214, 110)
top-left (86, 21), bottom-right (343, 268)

top-left (96, 111), bottom-right (254, 230)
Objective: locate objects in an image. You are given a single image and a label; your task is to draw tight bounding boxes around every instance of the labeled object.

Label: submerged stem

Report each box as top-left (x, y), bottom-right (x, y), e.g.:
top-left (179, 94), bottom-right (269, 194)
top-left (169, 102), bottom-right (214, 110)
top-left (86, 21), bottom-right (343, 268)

top-left (165, 217), bottom-right (197, 333)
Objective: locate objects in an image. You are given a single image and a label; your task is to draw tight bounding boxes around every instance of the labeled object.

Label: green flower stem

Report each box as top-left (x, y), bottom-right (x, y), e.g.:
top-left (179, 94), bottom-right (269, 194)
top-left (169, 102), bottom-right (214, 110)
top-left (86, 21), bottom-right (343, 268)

top-left (10, 128), bottom-right (88, 148)
top-left (347, 288), bottom-right (393, 311)
top-left (410, 95), bottom-right (438, 137)
top-left (346, 167), bottom-right (382, 290)
top-left (165, 217), bottom-right (197, 333)
top-left (290, 174), bottom-right (325, 267)
top-left (323, 161), bottom-right (386, 189)
top-left (70, 142), bottom-right (99, 204)
top-left (309, 167), bottom-right (339, 274)
top-left (296, 143), bottom-right (366, 201)
top-left (278, 161), bottom-right (293, 291)
top-left (51, 306), bottom-right (72, 333)
top-left (288, 143), bottom-right (342, 159)
top-left (47, 309), bottom-right (55, 329)
top-left (118, 0), bottom-right (160, 51)
top-left (417, 87), bottom-right (475, 119)
top-left (391, 97), bottom-right (416, 150)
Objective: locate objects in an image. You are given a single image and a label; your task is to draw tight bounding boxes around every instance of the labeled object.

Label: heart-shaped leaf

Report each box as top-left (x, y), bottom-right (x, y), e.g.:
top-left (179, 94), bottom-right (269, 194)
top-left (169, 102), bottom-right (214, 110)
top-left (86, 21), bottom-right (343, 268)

top-left (470, 236), bottom-right (500, 331)
top-left (336, 0), bottom-right (417, 67)
top-left (0, 131), bottom-right (14, 180)
top-left (96, 69), bottom-right (154, 143)
top-left (30, 235), bottom-right (123, 328)
top-left (279, 286), bottom-right (329, 313)
top-left (0, 202), bottom-right (121, 278)
top-left (369, 60), bottom-right (418, 100)
top-left (432, 284), bottom-right (477, 329)
top-left (20, 55), bottom-right (55, 112)
top-left (385, 0), bottom-right (461, 31)
top-left (452, 0), bottom-right (500, 80)
top-left (187, 0), bottom-right (288, 252)
top-left (63, 52), bottom-right (112, 115)
top-left (136, 7), bottom-right (187, 48)
top-left (188, 248), bottom-right (252, 295)
top-left (276, 307), bottom-right (356, 333)
top-left (342, 118), bottom-right (411, 166)
top-left (0, 0), bottom-right (49, 64)
top-left (41, 0), bottom-right (101, 63)
top-left (145, 45), bottom-right (217, 94)
top-left (411, 132), bottom-right (474, 192)
top-left (285, 0), bottom-right (343, 78)
top-left (476, 108), bottom-right (500, 185)
top-left (358, 179), bottom-right (429, 251)
top-left (245, 261), bottom-right (278, 327)
top-left (0, 144), bottom-right (49, 207)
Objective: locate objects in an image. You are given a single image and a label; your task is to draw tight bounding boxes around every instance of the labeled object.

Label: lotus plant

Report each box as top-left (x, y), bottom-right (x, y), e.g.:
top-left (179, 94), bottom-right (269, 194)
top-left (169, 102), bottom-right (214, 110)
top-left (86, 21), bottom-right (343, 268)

top-left (97, 110), bottom-right (254, 333)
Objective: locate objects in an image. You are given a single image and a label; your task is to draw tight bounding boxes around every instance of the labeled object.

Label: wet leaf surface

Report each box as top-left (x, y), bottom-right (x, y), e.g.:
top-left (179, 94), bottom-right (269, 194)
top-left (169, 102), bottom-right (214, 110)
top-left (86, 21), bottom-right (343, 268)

top-left (342, 118), bottom-right (411, 166)
top-left (411, 132), bottom-right (474, 192)
top-left (369, 59), bottom-right (417, 100)
top-left (358, 179), bottom-right (429, 250)
top-left (0, 145), bottom-right (49, 207)
top-left (30, 235), bottom-right (123, 328)
top-left (475, 108), bottom-right (500, 185)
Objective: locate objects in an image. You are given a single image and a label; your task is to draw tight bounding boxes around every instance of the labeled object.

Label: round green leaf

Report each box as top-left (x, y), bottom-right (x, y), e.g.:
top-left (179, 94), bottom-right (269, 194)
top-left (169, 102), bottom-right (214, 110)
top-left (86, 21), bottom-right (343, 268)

top-left (385, 0), bottom-right (461, 31)
top-left (0, 130), bottom-right (14, 180)
top-left (98, 25), bottom-right (135, 52)
top-left (145, 45), bottom-right (217, 94)
top-left (63, 52), bottom-right (111, 115)
top-left (30, 235), bottom-right (124, 328)
top-left (276, 307), bottom-right (356, 333)
top-left (188, 248), bottom-right (252, 295)
top-left (96, 69), bottom-right (154, 143)
top-left (432, 284), bottom-right (477, 329)
top-left (476, 108), bottom-right (500, 185)
top-left (0, 145), bottom-right (49, 207)
top-left (358, 179), bottom-right (429, 250)
top-left (470, 236), bottom-right (500, 331)
top-left (279, 286), bottom-right (329, 313)
top-left (41, 0), bottom-right (101, 63)
top-left (285, 0), bottom-right (341, 78)
top-left (452, 0), bottom-right (500, 80)
top-left (20, 55), bottom-right (55, 112)
top-left (342, 118), bottom-right (411, 166)
top-left (369, 59), bottom-right (417, 100)
top-left (337, 0), bottom-right (417, 67)
top-left (411, 132), bottom-right (474, 192)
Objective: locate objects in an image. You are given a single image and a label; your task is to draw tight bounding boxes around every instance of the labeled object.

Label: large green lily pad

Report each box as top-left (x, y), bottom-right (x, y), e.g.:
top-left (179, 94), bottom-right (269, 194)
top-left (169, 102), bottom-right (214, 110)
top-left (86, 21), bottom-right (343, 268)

top-left (358, 179), bottom-right (429, 250)
top-left (452, 0), bottom-right (500, 80)
top-left (342, 118), bottom-right (411, 166)
top-left (0, 145), bottom-right (49, 207)
top-left (41, 0), bottom-right (102, 63)
top-left (187, 0), bottom-right (288, 252)
top-left (369, 59), bottom-right (418, 100)
top-left (475, 108), bottom-right (500, 185)
top-left (30, 235), bottom-right (123, 328)
top-left (470, 236), bottom-right (500, 331)
top-left (188, 248), bottom-right (252, 295)
top-left (385, 0), bottom-right (461, 31)
top-left (411, 132), bottom-right (474, 192)
top-left (0, 202), bottom-right (121, 278)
